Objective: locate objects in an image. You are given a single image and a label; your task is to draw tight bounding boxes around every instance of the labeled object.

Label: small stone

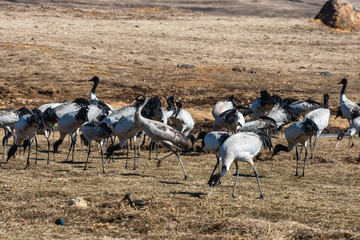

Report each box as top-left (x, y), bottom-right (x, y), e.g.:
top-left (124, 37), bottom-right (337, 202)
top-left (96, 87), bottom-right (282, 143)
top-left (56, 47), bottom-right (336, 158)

top-left (70, 197), bottom-right (88, 208)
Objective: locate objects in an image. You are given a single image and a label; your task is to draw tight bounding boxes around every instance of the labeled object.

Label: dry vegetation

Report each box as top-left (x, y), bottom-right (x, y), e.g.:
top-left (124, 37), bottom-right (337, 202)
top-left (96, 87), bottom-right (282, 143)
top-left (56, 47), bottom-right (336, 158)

top-left (1, 2), bottom-right (360, 239)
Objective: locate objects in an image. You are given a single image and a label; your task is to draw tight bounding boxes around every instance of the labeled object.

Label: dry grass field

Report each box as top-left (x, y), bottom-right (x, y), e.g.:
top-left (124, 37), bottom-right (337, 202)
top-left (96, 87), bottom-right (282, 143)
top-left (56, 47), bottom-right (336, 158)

top-left (1, 1), bottom-right (360, 239)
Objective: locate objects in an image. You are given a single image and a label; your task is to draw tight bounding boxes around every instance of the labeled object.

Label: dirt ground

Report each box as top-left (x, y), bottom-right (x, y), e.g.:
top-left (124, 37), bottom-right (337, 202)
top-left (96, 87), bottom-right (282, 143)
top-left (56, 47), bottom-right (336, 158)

top-left (1, 1), bottom-right (360, 239)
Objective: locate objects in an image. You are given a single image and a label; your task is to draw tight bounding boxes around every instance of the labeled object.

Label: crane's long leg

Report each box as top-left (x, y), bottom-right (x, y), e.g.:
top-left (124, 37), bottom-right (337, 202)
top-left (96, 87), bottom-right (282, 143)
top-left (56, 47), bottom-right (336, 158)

top-left (3, 128), bottom-right (13, 160)
top-left (295, 145), bottom-right (299, 176)
top-left (100, 141), bottom-right (105, 174)
top-left (310, 135), bottom-right (318, 164)
top-left (138, 131), bottom-right (145, 156)
top-left (47, 138), bottom-right (50, 164)
top-left (161, 145), bottom-right (188, 180)
top-left (25, 139), bottom-right (32, 170)
top-left (157, 152), bottom-right (175, 165)
top-left (252, 163), bottom-right (264, 199)
top-left (155, 142), bottom-right (159, 160)
top-left (210, 153), bottom-right (220, 177)
top-left (84, 144), bottom-right (91, 171)
top-left (65, 140), bottom-right (73, 162)
top-left (148, 141), bottom-right (154, 160)
top-left (34, 136), bottom-right (38, 165)
top-left (302, 145), bottom-right (308, 177)
top-left (232, 161), bottom-right (239, 198)
top-left (133, 136), bottom-right (137, 170)
top-left (125, 139), bottom-right (129, 169)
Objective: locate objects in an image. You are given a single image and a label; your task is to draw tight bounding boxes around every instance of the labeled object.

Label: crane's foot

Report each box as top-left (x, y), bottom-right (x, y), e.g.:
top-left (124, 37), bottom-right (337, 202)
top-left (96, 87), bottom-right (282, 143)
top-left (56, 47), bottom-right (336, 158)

top-left (184, 175), bottom-right (188, 180)
top-left (232, 193), bottom-right (236, 198)
top-left (256, 194), bottom-right (264, 200)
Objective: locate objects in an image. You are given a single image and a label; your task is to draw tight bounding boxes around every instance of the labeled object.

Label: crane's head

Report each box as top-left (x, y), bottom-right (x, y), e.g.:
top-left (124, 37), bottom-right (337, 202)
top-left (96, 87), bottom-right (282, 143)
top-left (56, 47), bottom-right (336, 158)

top-left (88, 76), bottom-right (99, 83)
top-left (225, 95), bottom-right (236, 102)
top-left (335, 133), bottom-right (346, 148)
top-left (195, 131), bottom-right (207, 141)
top-left (208, 174), bottom-right (221, 188)
top-left (337, 133), bottom-right (345, 141)
top-left (338, 78), bottom-right (347, 85)
top-left (271, 144), bottom-right (288, 159)
top-left (135, 94), bottom-right (146, 105)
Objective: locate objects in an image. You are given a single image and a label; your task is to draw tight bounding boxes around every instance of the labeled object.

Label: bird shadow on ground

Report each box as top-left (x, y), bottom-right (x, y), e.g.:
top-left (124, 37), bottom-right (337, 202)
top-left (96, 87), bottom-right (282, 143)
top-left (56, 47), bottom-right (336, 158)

top-left (182, 152), bottom-right (201, 157)
top-left (58, 160), bottom-right (89, 165)
top-left (120, 173), bottom-right (153, 178)
top-left (54, 169), bottom-right (70, 172)
top-left (171, 191), bottom-right (206, 198)
top-left (231, 173), bottom-right (266, 178)
top-left (159, 180), bottom-right (183, 185)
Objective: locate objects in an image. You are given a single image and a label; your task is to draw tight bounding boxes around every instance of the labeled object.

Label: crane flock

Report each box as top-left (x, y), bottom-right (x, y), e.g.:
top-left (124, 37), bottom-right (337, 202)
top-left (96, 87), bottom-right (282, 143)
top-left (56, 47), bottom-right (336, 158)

top-left (0, 76), bottom-right (358, 199)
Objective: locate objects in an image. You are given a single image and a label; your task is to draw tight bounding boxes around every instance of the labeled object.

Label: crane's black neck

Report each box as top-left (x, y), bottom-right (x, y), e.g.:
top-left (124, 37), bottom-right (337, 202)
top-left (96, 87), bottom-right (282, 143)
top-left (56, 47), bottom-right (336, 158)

top-left (323, 94), bottom-right (329, 109)
top-left (91, 78), bottom-right (99, 94)
top-left (208, 166), bottom-right (227, 187)
top-left (340, 80), bottom-right (347, 95)
top-left (271, 144), bottom-right (290, 159)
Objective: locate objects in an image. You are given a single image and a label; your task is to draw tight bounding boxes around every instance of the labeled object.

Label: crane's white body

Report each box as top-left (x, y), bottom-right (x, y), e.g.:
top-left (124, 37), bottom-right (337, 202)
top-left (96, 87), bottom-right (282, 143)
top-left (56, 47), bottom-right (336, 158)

top-left (212, 98), bottom-right (234, 119)
top-left (288, 99), bottom-right (321, 117)
top-left (209, 132), bottom-right (264, 198)
top-left (102, 104), bottom-right (137, 132)
top-left (82, 121), bottom-right (112, 173)
top-left (134, 95), bottom-right (189, 179)
top-left (213, 109), bottom-right (245, 133)
top-left (169, 108), bottom-right (194, 137)
top-left (38, 102), bottom-right (64, 113)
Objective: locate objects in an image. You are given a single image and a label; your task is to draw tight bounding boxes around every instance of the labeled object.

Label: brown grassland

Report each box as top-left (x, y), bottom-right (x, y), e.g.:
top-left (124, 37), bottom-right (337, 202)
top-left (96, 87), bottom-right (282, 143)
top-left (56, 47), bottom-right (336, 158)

top-left (1, 1), bottom-right (360, 239)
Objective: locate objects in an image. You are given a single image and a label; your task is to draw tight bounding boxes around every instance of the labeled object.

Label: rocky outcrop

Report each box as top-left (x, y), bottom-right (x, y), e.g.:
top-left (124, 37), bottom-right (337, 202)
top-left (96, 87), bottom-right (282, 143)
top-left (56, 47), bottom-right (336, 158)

top-left (315, 0), bottom-right (360, 32)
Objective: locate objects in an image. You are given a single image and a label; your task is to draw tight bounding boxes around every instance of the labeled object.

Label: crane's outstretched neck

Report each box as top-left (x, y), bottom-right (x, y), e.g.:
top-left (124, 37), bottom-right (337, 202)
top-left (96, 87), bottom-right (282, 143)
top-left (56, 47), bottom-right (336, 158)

top-left (271, 144), bottom-right (290, 159)
top-left (208, 166), bottom-right (227, 187)
top-left (134, 94), bottom-right (147, 128)
top-left (323, 94), bottom-right (329, 109)
top-left (338, 78), bottom-right (347, 96)
top-left (89, 76), bottom-right (99, 101)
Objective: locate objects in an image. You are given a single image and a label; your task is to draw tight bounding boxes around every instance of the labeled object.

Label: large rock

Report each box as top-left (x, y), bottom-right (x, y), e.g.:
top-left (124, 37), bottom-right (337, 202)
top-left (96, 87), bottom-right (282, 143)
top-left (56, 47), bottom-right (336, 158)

top-left (315, 0), bottom-right (360, 32)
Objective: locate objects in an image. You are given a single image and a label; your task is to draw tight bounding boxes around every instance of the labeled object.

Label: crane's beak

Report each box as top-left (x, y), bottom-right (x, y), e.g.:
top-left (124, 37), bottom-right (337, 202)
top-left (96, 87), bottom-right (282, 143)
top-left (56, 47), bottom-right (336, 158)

top-left (335, 140), bottom-right (340, 148)
top-left (208, 186), bottom-right (214, 197)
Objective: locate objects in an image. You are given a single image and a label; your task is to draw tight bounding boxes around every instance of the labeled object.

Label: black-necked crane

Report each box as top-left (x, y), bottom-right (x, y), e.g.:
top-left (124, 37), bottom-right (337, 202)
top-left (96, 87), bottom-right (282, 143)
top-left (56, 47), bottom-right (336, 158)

top-left (213, 106), bottom-right (252, 133)
top-left (165, 96), bottom-right (177, 119)
top-left (338, 78), bottom-right (360, 125)
top-left (53, 98), bottom-right (88, 119)
top-left (265, 104), bottom-right (299, 130)
top-left (88, 76), bottom-right (116, 111)
top-left (241, 116), bottom-right (278, 133)
top-left (287, 98), bottom-right (322, 117)
top-left (39, 107), bottom-right (59, 163)
top-left (134, 94), bottom-right (189, 179)
top-left (304, 94), bottom-right (330, 163)
top-left (208, 131), bottom-right (271, 199)
top-left (249, 90), bottom-right (276, 117)
top-left (0, 107), bottom-right (31, 159)
top-left (102, 100), bottom-right (141, 134)
top-left (82, 121), bottom-right (113, 173)
top-left (336, 116), bottom-right (360, 146)
top-left (53, 107), bottom-right (89, 162)
top-left (106, 114), bottom-right (141, 169)
top-left (271, 118), bottom-right (319, 177)
top-left (196, 131), bottom-right (231, 178)
top-left (6, 109), bottom-right (43, 169)
top-left (140, 96), bottom-right (168, 159)
top-left (212, 95), bottom-right (236, 119)
top-left (169, 101), bottom-right (194, 137)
